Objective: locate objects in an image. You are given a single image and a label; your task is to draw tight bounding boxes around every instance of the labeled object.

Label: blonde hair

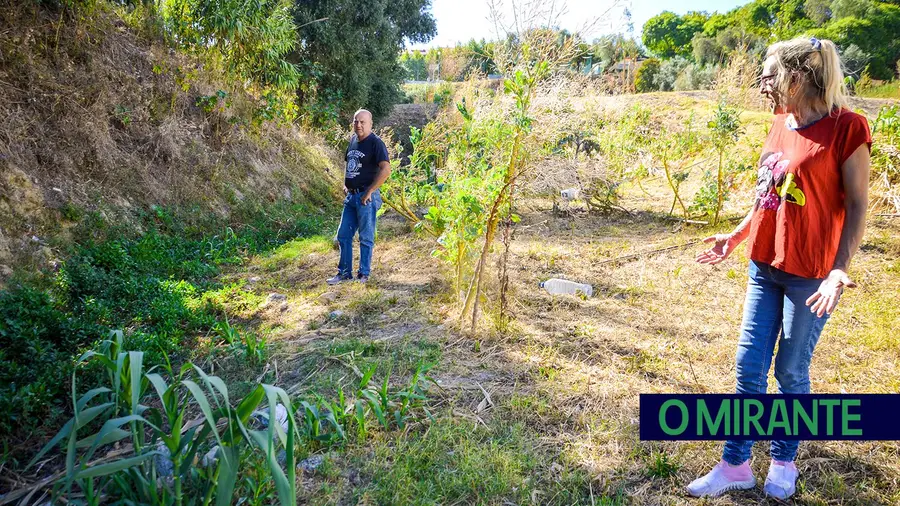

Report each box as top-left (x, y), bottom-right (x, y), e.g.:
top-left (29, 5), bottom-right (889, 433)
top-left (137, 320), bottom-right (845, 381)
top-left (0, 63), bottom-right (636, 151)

top-left (765, 37), bottom-right (849, 114)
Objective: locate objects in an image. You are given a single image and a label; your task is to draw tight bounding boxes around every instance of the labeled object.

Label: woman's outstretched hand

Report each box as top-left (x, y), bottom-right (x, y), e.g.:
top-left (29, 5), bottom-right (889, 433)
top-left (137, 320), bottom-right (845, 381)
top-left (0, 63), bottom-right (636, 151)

top-left (696, 234), bottom-right (739, 265)
top-left (806, 269), bottom-right (857, 317)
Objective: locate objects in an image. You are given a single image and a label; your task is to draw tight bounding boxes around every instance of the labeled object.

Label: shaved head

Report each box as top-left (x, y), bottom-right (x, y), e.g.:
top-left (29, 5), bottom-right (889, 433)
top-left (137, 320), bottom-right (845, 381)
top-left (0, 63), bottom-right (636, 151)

top-left (352, 109), bottom-right (374, 140)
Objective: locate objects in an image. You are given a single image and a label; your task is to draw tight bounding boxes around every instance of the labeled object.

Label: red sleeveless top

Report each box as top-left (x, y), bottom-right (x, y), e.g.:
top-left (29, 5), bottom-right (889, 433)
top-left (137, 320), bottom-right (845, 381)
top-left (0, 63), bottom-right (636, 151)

top-left (746, 109), bottom-right (871, 279)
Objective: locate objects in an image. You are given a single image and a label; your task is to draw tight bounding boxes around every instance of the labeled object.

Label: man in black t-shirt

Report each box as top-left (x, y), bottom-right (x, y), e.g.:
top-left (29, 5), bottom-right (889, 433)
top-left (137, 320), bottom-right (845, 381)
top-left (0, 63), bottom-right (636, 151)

top-left (327, 109), bottom-right (392, 284)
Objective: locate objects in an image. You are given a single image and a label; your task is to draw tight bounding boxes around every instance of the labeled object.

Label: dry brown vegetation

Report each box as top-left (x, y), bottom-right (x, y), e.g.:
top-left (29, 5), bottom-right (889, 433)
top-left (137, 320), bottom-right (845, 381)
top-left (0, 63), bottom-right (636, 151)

top-left (0, 2), bottom-right (340, 272)
top-left (202, 88), bottom-right (900, 503)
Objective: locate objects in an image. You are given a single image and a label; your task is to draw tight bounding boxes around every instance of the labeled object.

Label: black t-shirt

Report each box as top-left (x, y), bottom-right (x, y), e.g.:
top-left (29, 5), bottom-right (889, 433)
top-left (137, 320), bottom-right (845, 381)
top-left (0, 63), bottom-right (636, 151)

top-left (345, 133), bottom-right (389, 190)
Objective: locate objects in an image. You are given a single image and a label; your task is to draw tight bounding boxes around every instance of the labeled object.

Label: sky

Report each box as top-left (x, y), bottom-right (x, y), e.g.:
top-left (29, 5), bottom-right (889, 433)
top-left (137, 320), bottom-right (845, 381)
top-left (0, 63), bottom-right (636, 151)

top-left (409, 0), bottom-right (748, 50)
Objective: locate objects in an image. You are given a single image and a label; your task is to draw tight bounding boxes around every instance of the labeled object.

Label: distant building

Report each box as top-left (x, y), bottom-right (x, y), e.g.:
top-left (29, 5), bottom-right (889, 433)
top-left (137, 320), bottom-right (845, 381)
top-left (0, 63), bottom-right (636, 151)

top-left (611, 57), bottom-right (646, 73)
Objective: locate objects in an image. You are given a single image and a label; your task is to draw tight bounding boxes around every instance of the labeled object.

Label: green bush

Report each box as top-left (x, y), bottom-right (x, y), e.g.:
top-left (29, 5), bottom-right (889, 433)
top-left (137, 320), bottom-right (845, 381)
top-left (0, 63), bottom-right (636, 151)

top-left (634, 58), bottom-right (661, 92)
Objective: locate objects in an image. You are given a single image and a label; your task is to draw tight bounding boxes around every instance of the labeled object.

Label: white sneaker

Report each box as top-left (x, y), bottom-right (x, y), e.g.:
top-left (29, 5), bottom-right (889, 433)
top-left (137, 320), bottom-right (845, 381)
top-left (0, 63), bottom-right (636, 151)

top-left (764, 460), bottom-right (799, 500)
top-left (686, 460), bottom-right (757, 498)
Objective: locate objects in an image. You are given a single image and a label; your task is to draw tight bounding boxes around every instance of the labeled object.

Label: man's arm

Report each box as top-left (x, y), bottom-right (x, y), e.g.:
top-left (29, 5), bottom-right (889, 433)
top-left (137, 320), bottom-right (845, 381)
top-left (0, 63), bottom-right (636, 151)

top-left (362, 161), bottom-right (392, 205)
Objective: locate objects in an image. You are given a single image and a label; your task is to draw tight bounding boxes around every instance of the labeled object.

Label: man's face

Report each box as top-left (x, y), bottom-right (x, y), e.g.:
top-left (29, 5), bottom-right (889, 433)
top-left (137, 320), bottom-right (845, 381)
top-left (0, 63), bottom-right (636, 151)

top-left (352, 112), bottom-right (372, 139)
top-left (759, 56), bottom-right (781, 112)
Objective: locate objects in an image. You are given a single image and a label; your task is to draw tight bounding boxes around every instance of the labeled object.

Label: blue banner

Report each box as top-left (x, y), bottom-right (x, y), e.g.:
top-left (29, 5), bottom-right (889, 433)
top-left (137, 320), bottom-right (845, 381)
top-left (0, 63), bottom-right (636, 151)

top-left (639, 394), bottom-right (900, 440)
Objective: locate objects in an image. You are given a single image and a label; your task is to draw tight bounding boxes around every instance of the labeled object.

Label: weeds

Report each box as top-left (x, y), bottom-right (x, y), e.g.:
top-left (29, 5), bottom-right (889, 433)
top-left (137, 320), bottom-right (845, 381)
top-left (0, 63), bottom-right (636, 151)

top-left (646, 450), bottom-right (680, 479)
top-left (0, 204), bottom-right (329, 435)
top-left (14, 331), bottom-right (437, 504)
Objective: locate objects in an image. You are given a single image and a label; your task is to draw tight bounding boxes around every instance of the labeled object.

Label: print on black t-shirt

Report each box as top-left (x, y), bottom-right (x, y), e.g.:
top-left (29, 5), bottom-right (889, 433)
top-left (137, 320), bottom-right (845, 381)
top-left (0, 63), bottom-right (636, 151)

top-left (345, 134), bottom-right (389, 190)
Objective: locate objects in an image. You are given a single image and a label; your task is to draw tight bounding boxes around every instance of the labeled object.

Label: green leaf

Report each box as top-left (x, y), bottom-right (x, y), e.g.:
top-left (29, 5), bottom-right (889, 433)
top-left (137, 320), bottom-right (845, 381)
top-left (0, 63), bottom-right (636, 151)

top-left (76, 428), bottom-right (131, 450)
top-left (76, 388), bottom-right (112, 412)
top-left (82, 414), bottom-right (157, 466)
top-left (129, 351), bottom-right (144, 415)
top-left (360, 364), bottom-right (376, 389)
top-left (74, 451), bottom-right (160, 480)
top-left (361, 390), bottom-right (386, 428)
top-left (215, 445), bottom-right (241, 506)
top-left (182, 379), bottom-right (225, 457)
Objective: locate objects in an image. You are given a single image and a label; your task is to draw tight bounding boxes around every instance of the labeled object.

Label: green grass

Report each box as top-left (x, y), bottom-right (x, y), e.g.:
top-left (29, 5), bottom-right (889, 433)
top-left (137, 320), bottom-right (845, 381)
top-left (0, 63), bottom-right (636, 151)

top-left (857, 81), bottom-right (900, 99)
top-left (259, 235), bottom-right (333, 271)
top-left (0, 202), bottom-right (333, 436)
top-left (357, 417), bottom-right (603, 505)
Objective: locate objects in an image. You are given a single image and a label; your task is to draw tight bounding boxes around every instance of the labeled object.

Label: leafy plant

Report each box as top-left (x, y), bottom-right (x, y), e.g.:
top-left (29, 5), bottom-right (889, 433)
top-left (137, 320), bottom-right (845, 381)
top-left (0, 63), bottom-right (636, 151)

top-left (647, 451), bottom-right (680, 479)
top-left (196, 90), bottom-right (228, 114)
top-left (705, 100), bottom-right (744, 224)
top-left (24, 331), bottom-right (299, 505)
top-left (874, 105), bottom-right (900, 145)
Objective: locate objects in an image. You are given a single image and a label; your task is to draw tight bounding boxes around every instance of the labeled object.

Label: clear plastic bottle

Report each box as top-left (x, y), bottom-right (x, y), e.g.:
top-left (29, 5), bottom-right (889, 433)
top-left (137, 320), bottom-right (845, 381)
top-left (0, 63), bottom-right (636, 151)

top-left (540, 278), bottom-right (593, 297)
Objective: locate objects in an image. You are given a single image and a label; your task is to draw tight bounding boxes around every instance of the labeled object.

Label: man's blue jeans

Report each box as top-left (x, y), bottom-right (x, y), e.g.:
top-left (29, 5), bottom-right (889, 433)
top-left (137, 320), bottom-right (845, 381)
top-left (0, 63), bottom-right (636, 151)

top-left (722, 260), bottom-right (829, 465)
top-left (336, 189), bottom-right (381, 277)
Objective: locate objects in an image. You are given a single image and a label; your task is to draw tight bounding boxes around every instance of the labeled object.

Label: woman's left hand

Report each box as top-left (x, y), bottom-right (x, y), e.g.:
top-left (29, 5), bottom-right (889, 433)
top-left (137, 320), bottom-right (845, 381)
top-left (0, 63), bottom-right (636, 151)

top-left (806, 269), bottom-right (857, 317)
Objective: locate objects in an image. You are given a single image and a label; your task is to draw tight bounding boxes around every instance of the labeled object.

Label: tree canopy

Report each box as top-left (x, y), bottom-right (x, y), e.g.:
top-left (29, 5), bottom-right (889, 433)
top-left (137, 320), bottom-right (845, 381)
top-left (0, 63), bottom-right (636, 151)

top-left (292, 0), bottom-right (437, 124)
top-left (642, 0), bottom-right (900, 79)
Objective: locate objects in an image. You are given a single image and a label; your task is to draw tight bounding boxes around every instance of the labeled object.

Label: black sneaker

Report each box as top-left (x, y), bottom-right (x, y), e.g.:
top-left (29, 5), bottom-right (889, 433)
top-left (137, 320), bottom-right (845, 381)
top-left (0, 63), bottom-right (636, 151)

top-left (327, 273), bottom-right (352, 285)
top-left (356, 273), bottom-right (369, 283)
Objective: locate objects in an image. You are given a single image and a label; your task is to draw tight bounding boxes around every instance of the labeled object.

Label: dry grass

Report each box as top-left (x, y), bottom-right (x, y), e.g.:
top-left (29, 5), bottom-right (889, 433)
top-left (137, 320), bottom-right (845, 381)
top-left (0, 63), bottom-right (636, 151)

top-left (214, 162), bottom-right (900, 503)
top-left (0, 2), bottom-right (341, 268)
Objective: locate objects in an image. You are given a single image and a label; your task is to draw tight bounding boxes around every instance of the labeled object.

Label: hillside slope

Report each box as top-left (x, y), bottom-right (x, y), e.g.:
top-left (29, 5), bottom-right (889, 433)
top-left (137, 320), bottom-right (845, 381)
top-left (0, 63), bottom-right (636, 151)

top-left (0, 2), bottom-right (341, 276)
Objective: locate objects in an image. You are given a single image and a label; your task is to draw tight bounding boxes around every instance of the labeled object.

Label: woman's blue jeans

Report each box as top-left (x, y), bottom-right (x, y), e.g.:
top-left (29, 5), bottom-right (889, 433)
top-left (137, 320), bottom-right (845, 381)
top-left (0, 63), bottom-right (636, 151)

top-left (336, 189), bottom-right (382, 277)
top-left (722, 260), bottom-right (830, 465)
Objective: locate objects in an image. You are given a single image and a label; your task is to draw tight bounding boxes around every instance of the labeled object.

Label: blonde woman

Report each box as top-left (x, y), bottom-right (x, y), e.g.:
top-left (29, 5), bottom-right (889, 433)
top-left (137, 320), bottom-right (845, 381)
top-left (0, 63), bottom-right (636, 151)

top-left (689, 37), bottom-right (872, 499)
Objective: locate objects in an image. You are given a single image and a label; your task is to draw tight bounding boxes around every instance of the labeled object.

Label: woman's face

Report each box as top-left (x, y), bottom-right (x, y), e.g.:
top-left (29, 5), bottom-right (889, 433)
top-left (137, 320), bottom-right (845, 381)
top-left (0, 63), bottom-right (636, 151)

top-left (759, 55), bottom-right (781, 112)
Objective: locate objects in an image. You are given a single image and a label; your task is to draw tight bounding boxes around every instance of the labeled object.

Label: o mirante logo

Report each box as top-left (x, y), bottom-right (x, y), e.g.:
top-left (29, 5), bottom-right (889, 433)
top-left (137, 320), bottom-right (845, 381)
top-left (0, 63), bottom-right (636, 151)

top-left (640, 394), bottom-right (900, 441)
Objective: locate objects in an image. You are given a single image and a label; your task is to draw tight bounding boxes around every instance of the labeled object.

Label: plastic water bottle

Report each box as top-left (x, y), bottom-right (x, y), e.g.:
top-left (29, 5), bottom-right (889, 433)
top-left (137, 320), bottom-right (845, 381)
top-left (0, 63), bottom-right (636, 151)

top-left (540, 278), bottom-right (593, 297)
top-left (560, 188), bottom-right (580, 200)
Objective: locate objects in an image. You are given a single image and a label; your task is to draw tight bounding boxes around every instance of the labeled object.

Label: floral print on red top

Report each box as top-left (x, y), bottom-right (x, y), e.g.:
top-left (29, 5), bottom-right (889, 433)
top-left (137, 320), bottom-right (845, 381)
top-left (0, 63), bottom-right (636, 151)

top-left (755, 152), bottom-right (805, 210)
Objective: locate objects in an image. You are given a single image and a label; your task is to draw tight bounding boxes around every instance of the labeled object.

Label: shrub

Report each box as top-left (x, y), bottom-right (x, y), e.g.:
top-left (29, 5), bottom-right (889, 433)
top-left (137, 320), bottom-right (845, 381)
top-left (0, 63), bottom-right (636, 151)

top-left (674, 63), bottom-right (719, 91)
top-left (634, 58), bottom-right (661, 92)
top-left (653, 57), bottom-right (690, 92)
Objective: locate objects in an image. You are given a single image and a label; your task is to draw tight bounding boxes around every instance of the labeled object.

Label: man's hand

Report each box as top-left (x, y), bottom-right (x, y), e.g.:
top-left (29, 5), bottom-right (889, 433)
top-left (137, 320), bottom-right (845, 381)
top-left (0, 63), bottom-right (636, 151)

top-left (696, 234), bottom-right (740, 265)
top-left (361, 191), bottom-right (373, 206)
top-left (806, 269), bottom-right (857, 317)
top-left (343, 185), bottom-right (349, 195)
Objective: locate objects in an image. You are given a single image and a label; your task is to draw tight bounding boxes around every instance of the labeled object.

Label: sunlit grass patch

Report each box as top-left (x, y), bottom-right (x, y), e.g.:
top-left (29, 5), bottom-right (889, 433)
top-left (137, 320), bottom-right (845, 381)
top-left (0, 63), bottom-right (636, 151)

top-left (357, 417), bottom-right (596, 505)
top-left (345, 289), bottom-right (399, 321)
top-left (198, 282), bottom-right (266, 317)
top-left (328, 336), bottom-right (441, 380)
top-left (259, 235), bottom-right (332, 271)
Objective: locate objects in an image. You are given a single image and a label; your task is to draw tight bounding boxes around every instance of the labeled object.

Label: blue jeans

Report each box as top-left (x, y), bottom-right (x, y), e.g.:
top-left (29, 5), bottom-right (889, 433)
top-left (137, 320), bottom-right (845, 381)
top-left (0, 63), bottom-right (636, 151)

top-left (722, 261), bottom-right (829, 465)
top-left (336, 189), bottom-right (381, 277)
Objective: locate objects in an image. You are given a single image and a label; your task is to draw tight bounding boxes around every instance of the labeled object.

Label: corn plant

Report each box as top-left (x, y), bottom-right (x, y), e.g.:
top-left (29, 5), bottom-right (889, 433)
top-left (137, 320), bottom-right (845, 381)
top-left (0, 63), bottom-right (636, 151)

top-left (874, 105), bottom-right (899, 146)
top-left (242, 331), bottom-right (267, 365)
top-left (355, 363), bottom-right (436, 431)
top-left (24, 331), bottom-right (300, 506)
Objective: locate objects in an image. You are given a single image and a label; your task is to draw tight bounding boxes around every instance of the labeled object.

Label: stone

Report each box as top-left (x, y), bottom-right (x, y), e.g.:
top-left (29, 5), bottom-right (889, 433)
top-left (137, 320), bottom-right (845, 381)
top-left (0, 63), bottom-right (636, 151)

top-left (318, 291), bottom-right (338, 304)
top-left (329, 310), bottom-right (344, 319)
top-left (201, 446), bottom-right (220, 467)
top-left (154, 442), bottom-right (175, 477)
top-left (298, 455), bottom-right (325, 473)
top-left (0, 265), bottom-right (12, 278)
top-left (263, 293), bottom-right (287, 307)
top-left (248, 276), bottom-right (262, 284)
